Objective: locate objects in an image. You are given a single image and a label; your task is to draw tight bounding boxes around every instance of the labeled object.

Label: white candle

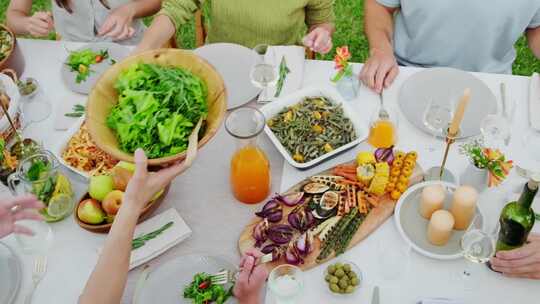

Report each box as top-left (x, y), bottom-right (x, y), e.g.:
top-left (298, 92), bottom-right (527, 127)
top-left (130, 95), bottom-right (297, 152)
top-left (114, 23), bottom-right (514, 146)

top-left (427, 210), bottom-right (455, 246)
top-left (420, 185), bottom-right (446, 219)
top-left (450, 185), bottom-right (478, 230)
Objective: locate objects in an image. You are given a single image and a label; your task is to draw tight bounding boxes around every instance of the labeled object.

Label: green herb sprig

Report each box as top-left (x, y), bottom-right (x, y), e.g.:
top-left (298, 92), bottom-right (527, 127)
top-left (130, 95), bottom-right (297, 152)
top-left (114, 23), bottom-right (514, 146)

top-left (132, 221), bottom-right (174, 250)
top-left (274, 56), bottom-right (290, 98)
top-left (65, 104), bottom-right (85, 118)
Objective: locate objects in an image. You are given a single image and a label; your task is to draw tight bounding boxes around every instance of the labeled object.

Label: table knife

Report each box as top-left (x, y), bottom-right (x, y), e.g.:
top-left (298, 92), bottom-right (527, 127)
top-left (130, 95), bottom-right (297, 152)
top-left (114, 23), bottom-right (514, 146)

top-left (529, 73), bottom-right (540, 131)
top-left (371, 286), bottom-right (380, 304)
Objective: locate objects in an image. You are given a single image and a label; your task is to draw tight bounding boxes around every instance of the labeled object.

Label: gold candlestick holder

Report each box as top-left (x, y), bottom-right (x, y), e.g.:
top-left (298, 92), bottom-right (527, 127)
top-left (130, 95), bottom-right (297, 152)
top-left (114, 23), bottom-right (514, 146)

top-left (424, 125), bottom-right (459, 183)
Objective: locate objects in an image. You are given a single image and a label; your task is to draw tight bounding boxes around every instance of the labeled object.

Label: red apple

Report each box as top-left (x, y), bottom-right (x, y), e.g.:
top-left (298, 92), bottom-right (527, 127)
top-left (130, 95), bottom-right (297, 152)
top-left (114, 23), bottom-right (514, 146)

top-left (77, 199), bottom-right (106, 224)
top-left (102, 190), bottom-right (124, 215)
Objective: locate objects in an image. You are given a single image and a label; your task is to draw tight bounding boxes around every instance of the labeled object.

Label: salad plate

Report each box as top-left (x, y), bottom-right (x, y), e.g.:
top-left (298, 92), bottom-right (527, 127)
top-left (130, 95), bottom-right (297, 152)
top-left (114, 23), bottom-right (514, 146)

top-left (136, 254), bottom-right (237, 304)
top-left (194, 43), bottom-right (260, 109)
top-left (0, 241), bottom-right (22, 304)
top-left (394, 181), bottom-right (484, 260)
top-left (399, 67), bottom-right (497, 139)
top-left (61, 42), bottom-right (129, 95)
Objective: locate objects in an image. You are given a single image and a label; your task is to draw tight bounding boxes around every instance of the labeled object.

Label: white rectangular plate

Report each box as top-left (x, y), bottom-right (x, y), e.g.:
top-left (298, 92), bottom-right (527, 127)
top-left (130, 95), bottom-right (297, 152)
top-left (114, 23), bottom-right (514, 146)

top-left (260, 86), bottom-right (368, 169)
top-left (52, 116), bottom-right (90, 179)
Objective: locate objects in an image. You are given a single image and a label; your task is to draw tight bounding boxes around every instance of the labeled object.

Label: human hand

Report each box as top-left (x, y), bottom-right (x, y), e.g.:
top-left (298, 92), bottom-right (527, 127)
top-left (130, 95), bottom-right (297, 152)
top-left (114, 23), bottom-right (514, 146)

top-left (98, 4), bottom-right (136, 41)
top-left (234, 248), bottom-right (269, 304)
top-left (490, 233), bottom-right (540, 279)
top-left (25, 11), bottom-right (54, 37)
top-left (303, 27), bottom-right (333, 55)
top-left (123, 149), bottom-right (190, 210)
top-left (359, 48), bottom-right (399, 93)
top-left (0, 195), bottom-right (44, 238)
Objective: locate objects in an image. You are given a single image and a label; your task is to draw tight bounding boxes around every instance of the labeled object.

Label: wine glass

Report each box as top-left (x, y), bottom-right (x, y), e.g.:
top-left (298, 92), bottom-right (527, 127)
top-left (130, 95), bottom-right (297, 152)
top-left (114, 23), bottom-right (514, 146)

top-left (460, 215), bottom-right (499, 290)
top-left (423, 100), bottom-right (452, 152)
top-left (268, 264), bottom-right (304, 304)
top-left (250, 44), bottom-right (277, 104)
top-left (480, 114), bottom-right (511, 150)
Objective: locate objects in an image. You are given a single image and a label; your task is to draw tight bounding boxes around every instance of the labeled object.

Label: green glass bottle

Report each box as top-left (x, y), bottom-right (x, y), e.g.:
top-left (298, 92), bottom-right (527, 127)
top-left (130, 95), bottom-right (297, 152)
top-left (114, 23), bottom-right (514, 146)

top-left (495, 179), bottom-right (538, 252)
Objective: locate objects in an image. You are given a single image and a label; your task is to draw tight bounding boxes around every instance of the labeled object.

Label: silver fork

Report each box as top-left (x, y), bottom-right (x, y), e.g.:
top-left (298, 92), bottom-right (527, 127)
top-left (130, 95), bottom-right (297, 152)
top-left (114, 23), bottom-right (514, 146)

top-left (25, 255), bottom-right (48, 304)
top-left (210, 253), bottom-right (273, 285)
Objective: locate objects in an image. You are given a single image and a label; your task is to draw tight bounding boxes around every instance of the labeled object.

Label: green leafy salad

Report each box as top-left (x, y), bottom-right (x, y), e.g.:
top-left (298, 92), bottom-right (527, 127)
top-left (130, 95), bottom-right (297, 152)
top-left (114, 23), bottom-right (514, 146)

top-left (106, 63), bottom-right (208, 158)
top-left (66, 49), bottom-right (109, 83)
top-left (183, 272), bottom-right (232, 304)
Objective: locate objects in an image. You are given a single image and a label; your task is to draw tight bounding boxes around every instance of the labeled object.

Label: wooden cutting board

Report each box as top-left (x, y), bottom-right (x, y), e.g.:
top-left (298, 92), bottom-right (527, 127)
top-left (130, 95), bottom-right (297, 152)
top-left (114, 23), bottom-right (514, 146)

top-left (238, 160), bottom-right (423, 271)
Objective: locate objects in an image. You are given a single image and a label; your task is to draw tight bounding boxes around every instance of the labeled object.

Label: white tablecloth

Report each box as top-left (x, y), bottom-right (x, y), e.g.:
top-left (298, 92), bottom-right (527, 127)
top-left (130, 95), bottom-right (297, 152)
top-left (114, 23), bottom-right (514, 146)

top-left (1, 39), bottom-right (539, 304)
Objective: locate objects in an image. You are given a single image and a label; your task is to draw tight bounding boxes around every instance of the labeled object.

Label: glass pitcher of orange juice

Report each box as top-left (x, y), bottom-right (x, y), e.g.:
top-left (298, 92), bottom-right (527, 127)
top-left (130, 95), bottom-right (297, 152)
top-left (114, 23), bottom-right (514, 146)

top-left (368, 102), bottom-right (398, 148)
top-left (225, 107), bottom-right (271, 204)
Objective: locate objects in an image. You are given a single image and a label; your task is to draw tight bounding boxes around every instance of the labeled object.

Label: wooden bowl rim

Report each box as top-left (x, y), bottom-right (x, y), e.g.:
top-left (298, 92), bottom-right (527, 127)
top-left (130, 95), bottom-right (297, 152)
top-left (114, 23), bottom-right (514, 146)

top-left (0, 24), bottom-right (16, 68)
top-left (74, 184), bottom-right (170, 233)
top-left (86, 48), bottom-right (227, 166)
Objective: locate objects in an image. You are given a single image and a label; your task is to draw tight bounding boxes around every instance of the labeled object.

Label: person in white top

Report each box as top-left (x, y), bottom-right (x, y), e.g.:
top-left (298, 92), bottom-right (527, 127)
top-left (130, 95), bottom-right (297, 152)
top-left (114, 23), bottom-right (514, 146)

top-left (0, 149), bottom-right (268, 304)
top-left (6, 0), bottom-right (161, 44)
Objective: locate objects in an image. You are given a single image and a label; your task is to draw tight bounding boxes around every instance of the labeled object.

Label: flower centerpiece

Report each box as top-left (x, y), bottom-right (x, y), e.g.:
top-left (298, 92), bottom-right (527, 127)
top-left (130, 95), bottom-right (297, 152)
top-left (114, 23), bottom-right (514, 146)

top-left (460, 139), bottom-right (513, 187)
top-left (331, 46), bottom-right (352, 83)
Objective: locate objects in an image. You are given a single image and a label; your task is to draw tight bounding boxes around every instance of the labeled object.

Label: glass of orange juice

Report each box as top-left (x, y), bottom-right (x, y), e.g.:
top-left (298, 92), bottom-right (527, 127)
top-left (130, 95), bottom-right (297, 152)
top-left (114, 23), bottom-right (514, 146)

top-left (225, 107), bottom-right (271, 204)
top-left (368, 103), bottom-right (398, 148)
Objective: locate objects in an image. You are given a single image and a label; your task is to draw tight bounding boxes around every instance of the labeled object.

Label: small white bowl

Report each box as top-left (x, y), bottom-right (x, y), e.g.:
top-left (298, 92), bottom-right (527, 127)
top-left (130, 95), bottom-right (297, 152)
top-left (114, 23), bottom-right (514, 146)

top-left (323, 259), bottom-right (363, 296)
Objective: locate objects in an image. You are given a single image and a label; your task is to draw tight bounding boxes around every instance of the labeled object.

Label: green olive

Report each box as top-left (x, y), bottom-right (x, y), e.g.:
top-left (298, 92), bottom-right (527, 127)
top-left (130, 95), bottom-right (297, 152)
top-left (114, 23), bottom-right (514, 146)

top-left (343, 264), bottom-right (352, 273)
top-left (350, 277), bottom-right (359, 286)
top-left (338, 280), bottom-right (349, 289)
top-left (329, 276), bottom-right (339, 284)
top-left (334, 269), bottom-right (345, 278)
top-left (325, 275), bottom-right (332, 282)
top-left (345, 286), bottom-right (355, 294)
top-left (330, 283), bottom-right (340, 293)
top-left (327, 265), bottom-right (336, 275)
top-left (334, 263), bottom-right (343, 269)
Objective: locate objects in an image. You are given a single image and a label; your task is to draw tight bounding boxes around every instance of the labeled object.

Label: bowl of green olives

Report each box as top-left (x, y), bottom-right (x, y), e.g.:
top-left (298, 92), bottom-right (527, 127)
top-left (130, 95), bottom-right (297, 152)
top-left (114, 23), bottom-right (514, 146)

top-left (324, 260), bottom-right (362, 295)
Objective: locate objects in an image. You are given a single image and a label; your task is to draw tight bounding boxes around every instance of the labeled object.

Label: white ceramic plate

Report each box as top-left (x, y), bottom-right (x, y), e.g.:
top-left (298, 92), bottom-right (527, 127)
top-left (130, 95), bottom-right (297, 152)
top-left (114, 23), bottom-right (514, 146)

top-left (137, 254), bottom-right (237, 304)
top-left (194, 43), bottom-right (261, 109)
top-left (52, 116), bottom-right (89, 179)
top-left (260, 86), bottom-right (369, 169)
top-left (398, 67), bottom-right (497, 139)
top-left (394, 181), bottom-right (484, 260)
top-left (0, 242), bottom-right (22, 304)
top-left (61, 42), bottom-right (130, 95)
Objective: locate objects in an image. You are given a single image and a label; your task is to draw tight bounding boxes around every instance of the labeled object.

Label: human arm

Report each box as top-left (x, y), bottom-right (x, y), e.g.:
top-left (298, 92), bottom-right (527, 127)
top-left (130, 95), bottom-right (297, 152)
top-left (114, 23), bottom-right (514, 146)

top-left (6, 0), bottom-right (54, 37)
top-left (79, 149), bottom-right (192, 304)
top-left (526, 27), bottom-right (540, 59)
top-left (489, 233), bottom-right (540, 280)
top-left (134, 0), bottom-right (201, 53)
top-left (0, 194), bottom-right (43, 238)
top-left (302, 0), bottom-right (335, 54)
top-left (98, 0), bottom-right (162, 41)
top-left (359, 0), bottom-right (399, 93)
top-left (234, 249), bottom-right (269, 304)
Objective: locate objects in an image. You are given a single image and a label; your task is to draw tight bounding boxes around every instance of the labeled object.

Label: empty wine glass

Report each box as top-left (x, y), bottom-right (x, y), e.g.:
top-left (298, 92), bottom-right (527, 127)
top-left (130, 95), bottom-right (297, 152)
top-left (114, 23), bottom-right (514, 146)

top-left (480, 114), bottom-right (511, 150)
top-left (423, 100), bottom-right (452, 152)
top-left (460, 215), bottom-right (499, 290)
top-left (250, 44), bottom-right (277, 104)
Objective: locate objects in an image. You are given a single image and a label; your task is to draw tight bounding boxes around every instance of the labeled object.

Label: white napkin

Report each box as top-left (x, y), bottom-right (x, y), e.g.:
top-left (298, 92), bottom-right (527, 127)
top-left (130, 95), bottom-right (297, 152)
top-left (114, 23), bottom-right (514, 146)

top-left (258, 46), bottom-right (305, 102)
top-left (529, 73), bottom-right (540, 131)
top-left (129, 208), bottom-right (192, 270)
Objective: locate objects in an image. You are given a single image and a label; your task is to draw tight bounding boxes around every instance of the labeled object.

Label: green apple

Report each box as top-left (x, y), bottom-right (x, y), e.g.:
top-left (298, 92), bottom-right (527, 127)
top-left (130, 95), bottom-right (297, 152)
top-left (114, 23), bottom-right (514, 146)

top-left (116, 161), bottom-right (135, 172)
top-left (77, 199), bottom-right (106, 224)
top-left (89, 175), bottom-right (114, 201)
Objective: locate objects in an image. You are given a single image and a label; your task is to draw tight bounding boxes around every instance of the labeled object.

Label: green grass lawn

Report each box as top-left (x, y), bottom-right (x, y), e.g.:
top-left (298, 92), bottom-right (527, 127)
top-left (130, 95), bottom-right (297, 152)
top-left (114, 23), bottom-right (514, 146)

top-left (1, 0), bottom-right (538, 75)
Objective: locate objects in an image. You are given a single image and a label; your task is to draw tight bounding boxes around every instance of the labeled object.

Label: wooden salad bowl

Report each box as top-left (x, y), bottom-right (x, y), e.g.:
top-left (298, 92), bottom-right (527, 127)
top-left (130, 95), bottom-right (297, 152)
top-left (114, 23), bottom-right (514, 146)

top-left (86, 48), bottom-right (227, 166)
top-left (74, 184), bottom-right (170, 233)
top-left (0, 24), bottom-right (24, 76)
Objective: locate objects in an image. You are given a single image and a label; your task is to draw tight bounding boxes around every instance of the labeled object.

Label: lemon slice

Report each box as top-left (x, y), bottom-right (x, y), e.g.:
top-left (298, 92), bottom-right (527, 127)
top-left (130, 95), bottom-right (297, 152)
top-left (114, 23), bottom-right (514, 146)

top-left (53, 174), bottom-right (73, 197)
top-left (47, 193), bottom-right (74, 218)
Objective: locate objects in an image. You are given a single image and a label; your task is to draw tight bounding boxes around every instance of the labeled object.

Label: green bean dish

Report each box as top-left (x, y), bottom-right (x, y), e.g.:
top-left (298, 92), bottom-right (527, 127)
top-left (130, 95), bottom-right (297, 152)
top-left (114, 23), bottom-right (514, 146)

top-left (267, 97), bottom-right (356, 163)
top-left (0, 28), bottom-right (13, 62)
